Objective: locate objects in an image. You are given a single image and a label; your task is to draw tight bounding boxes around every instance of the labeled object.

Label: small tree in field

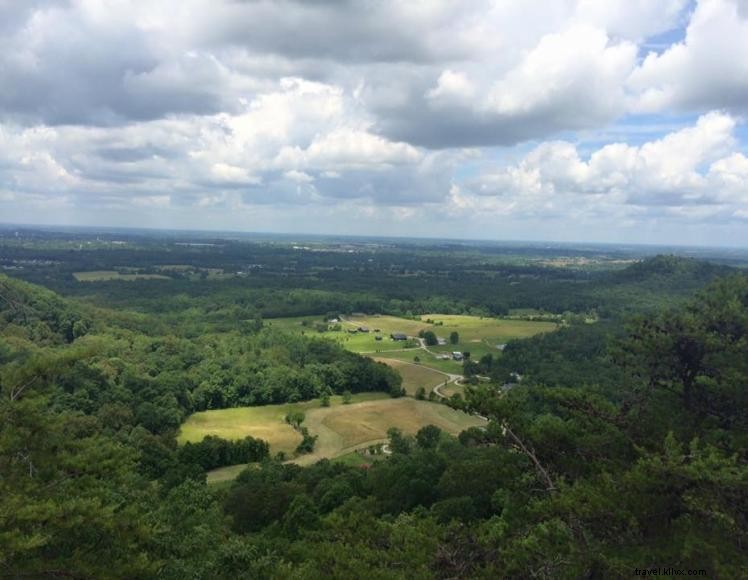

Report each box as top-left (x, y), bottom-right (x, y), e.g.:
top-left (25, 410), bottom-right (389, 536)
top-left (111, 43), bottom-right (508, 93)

top-left (415, 386), bottom-right (426, 400)
top-left (423, 331), bottom-right (438, 346)
top-left (285, 411), bottom-right (305, 430)
top-left (450, 331), bottom-right (459, 345)
top-left (342, 390), bottom-right (352, 404)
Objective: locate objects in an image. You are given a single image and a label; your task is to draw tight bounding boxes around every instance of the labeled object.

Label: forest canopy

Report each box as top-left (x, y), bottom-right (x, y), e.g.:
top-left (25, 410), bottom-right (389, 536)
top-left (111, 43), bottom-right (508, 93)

top-left (0, 237), bottom-right (746, 578)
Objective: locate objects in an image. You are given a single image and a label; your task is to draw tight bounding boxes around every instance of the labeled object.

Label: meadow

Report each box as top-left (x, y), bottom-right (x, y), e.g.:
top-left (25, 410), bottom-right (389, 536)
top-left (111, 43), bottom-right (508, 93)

top-left (291, 397), bottom-right (485, 466)
top-left (180, 392), bottom-right (484, 479)
top-left (73, 270), bottom-right (170, 282)
top-left (267, 313), bottom-right (558, 366)
top-left (372, 357), bottom-right (448, 396)
top-left (178, 392), bottom-right (388, 453)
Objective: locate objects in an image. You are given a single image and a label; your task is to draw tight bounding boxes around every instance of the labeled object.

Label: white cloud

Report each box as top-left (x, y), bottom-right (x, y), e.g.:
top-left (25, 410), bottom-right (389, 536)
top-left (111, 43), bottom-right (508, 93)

top-left (465, 112), bottom-right (747, 221)
top-left (1, 0), bottom-right (748, 245)
top-left (628, 0), bottom-right (748, 114)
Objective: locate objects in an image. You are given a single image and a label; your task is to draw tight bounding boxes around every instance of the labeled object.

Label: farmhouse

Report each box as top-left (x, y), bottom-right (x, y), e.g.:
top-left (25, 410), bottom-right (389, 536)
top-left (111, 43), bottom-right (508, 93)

top-left (358, 326), bottom-right (370, 333)
top-left (390, 332), bottom-right (408, 341)
top-left (452, 351), bottom-right (464, 361)
top-left (375, 335), bottom-right (383, 341)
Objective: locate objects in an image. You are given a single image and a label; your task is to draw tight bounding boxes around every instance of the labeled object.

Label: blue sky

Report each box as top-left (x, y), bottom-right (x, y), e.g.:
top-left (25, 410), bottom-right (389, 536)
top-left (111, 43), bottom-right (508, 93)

top-left (0, 0), bottom-right (747, 246)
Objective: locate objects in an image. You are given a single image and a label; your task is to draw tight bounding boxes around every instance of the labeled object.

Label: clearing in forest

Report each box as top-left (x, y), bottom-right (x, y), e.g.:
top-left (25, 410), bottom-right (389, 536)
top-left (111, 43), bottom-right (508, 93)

top-left (73, 270), bottom-right (170, 282)
top-left (292, 398), bottom-right (485, 466)
top-left (179, 394), bottom-right (484, 480)
top-left (178, 393), bottom-right (388, 453)
top-left (267, 313), bottom-right (557, 361)
top-left (372, 357), bottom-right (447, 396)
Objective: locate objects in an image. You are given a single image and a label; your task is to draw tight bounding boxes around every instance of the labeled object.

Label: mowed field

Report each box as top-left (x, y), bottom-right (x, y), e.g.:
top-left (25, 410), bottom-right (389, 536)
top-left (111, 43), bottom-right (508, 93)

top-left (266, 314), bottom-right (420, 353)
top-left (178, 393), bottom-right (388, 454)
top-left (73, 270), bottom-right (170, 282)
top-left (293, 398), bottom-right (485, 466)
top-left (179, 393), bottom-right (484, 480)
top-left (267, 313), bottom-right (557, 357)
top-left (372, 357), bottom-right (448, 396)
top-left (417, 313), bottom-right (558, 343)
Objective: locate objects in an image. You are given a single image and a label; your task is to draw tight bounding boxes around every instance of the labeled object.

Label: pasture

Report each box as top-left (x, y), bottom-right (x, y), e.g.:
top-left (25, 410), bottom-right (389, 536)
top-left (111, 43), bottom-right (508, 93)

top-left (181, 393), bottom-right (484, 479)
top-left (73, 270), bottom-right (170, 282)
top-left (178, 392), bottom-right (388, 453)
top-left (417, 313), bottom-right (558, 344)
top-left (376, 349), bottom-right (463, 373)
top-left (293, 398), bottom-right (485, 466)
top-left (265, 314), bottom-right (420, 353)
top-left (372, 357), bottom-right (448, 396)
top-left (267, 313), bottom-right (557, 359)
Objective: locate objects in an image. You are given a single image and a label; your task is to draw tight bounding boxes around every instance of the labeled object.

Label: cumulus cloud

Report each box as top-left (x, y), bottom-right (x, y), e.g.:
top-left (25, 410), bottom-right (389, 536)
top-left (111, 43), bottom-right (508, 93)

top-left (1, 0), bottom-right (747, 245)
top-left (628, 0), bottom-right (748, 114)
top-left (465, 112), bottom-right (748, 222)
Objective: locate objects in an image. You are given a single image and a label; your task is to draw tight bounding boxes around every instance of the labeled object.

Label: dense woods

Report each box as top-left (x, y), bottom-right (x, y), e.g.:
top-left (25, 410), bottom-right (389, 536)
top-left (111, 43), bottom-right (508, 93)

top-left (1, 234), bottom-right (747, 578)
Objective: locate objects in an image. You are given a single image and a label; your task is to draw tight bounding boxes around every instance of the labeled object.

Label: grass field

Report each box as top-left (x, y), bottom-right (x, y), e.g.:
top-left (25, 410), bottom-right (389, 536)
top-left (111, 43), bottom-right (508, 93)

top-left (266, 315), bottom-right (420, 353)
top-left (439, 382), bottom-right (466, 399)
top-left (181, 393), bottom-right (484, 479)
top-left (178, 392), bottom-right (389, 453)
top-left (73, 270), bottom-right (170, 282)
top-left (206, 463), bottom-right (253, 484)
top-left (372, 357), bottom-right (448, 395)
top-left (375, 349), bottom-right (464, 373)
top-left (266, 313), bottom-right (557, 362)
top-left (293, 398), bottom-right (485, 466)
top-left (417, 313), bottom-right (558, 344)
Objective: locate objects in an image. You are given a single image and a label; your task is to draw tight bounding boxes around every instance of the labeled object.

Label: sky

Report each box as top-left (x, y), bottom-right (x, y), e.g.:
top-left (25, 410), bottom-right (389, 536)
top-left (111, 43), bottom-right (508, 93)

top-left (1, 0), bottom-right (748, 246)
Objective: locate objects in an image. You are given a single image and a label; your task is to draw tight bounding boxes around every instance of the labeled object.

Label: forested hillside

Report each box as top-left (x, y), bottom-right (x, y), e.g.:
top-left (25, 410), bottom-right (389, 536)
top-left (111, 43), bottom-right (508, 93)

top-left (1, 256), bottom-right (746, 577)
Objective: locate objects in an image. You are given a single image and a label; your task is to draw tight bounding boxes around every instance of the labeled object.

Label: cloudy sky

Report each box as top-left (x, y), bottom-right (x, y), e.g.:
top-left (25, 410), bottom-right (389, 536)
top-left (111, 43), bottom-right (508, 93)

top-left (1, 0), bottom-right (748, 246)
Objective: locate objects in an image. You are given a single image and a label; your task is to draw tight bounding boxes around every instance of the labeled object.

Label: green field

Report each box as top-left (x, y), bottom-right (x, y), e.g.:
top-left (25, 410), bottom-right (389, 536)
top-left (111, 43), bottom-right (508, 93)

top-left (265, 315), bottom-right (420, 353)
top-left (439, 382), bottom-right (466, 399)
top-left (293, 397), bottom-right (485, 466)
top-left (372, 357), bottom-right (448, 395)
top-left (206, 463), bottom-right (254, 484)
top-left (178, 393), bottom-right (389, 453)
top-left (266, 313), bottom-right (557, 363)
top-left (181, 393), bottom-right (484, 478)
top-left (375, 349), bottom-right (463, 373)
top-left (417, 313), bottom-right (558, 343)
top-left (73, 270), bottom-right (170, 282)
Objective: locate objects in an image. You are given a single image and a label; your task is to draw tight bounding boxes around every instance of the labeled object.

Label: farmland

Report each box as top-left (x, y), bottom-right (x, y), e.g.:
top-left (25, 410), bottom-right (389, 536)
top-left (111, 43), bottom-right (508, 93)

top-left (178, 392), bottom-right (388, 454)
top-left (180, 393), bottom-right (484, 473)
top-left (267, 313), bottom-right (558, 371)
top-left (285, 397), bottom-right (484, 466)
top-left (73, 270), bottom-right (170, 282)
top-left (372, 357), bottom-right (448, 396)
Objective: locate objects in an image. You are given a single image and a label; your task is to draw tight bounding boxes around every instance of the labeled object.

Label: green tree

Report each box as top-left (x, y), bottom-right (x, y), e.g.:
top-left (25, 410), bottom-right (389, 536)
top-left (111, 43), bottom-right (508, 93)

top-left (387, 427), bottom-right (412, 455)
top-left (449, 331), bottom-right (459, 345)
top-left (422, 331), bottom-right (438, 346)
top-left (285, 410), bottom-right (306, 429)
top-left (415, 425), bottom-right (441, 449)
